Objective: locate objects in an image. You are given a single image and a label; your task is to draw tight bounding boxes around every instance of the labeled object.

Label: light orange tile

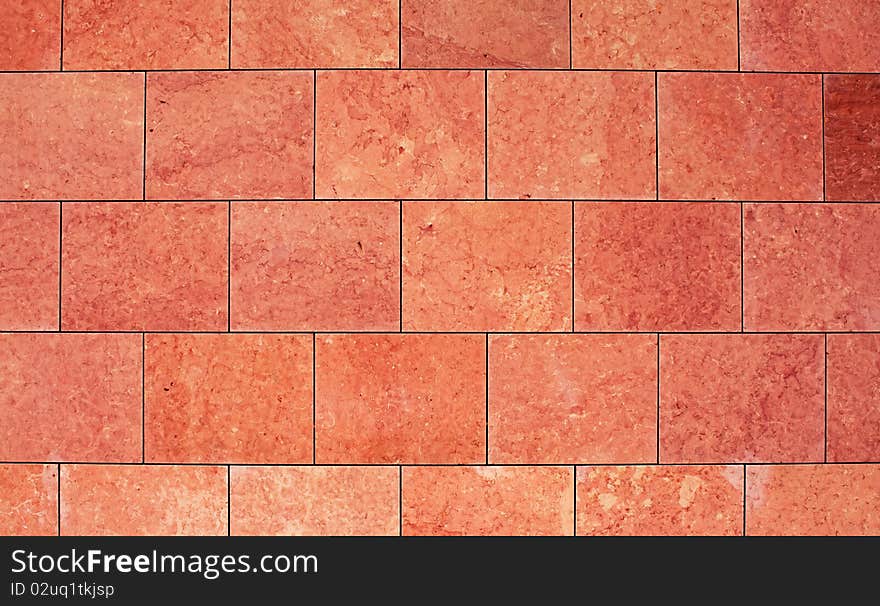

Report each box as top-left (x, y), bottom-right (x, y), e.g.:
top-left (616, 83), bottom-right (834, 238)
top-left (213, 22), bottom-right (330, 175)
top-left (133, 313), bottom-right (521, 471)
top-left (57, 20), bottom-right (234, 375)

top-left (231, 202), bottom-right (400, 331)
top-left (403, 202), bottom-right (571, 331)
top-left (577, 466), bottom-right (743, 536)
top-left (145, 334), bottom-right (313, 464)
top-left (0, 0), bottom-right (60, 70)
top-left (232, 0), bottom-right (398, 68)
top-left (660, 335), bottom-right (824, 464)
top-left (401, 0), bottom-right (569, 68)
top-left (574, 202), bottom-right (741, 331)
top-left (146, 71), bottom-right (313, 200)
top-left (316, 70), bottom-right (484, 199)
top-left (61, 465), bottom-right (227, 536)
top-left (827, 335), bottom-right (880, 462)
top-left (63, 0), bottom-right (228, 70)
top-left (315, 334), bottom-right (485, 464)
top-left (0, 73), bottom-right (143, 200)
top-left (0, 334), bottom-right (141, 462)
top-left (61, 202), bottom-right (227, 331)
top-left (489, 335), bottom-right (656, 464)
top-left (744, 204), bottom-right (880, 331)
top-left (0, 203), bottom-right (59, 330)
top-left (488, 71), bottom-right (655, 200)
top-left (0, 464), bottom-right (58, 536)
top-left (747, 465), bottom-right (880, 536)
top-left (402, 466), bottom-right (573, 536)
top-left (572, 0), bottom-right (738, 69)
top-left (658, 73), bottom-right (823, 201)
top-left (231, 466), bottom-right (399, 536)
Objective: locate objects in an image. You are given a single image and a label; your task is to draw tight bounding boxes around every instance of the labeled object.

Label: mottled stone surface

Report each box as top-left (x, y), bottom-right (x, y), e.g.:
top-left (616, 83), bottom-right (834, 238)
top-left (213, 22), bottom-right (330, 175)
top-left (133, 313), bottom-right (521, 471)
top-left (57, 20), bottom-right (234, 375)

top-left (577, 466), bottom-right (743, 536)
top-left (62, 202), bottom-right (227, 331)
top-left (402, 466), bottom-right (573, 536)
top-left (0, 0), bottom-right (60, 70)
top-left (574, 202), bottom-right (741, 331)
top-left (747, 465), bottom-right (880, 535)
top-left (61, 465), bottom-right (227, 536)
top-left (232, 201), bottom-right (400, 331)
top-left (315, 334), bottom-right (485, 464)
top-left (658, 73), bottom-right (823, 201)
top-left (489, 335), bottom-right (656, 464)
top-left (744, 204), bottom-right (880, 331)
top-left (316, 70), bottom-right (484, 199)
top-left (232, 0), bottom-right (398, 68)
top-left (231, 466), bottom-right (399, 536)
top-left (0, 334), bottom-right (141, 462)
top-left (572, 0), bottom-right (738, 69)
top-left (825, 75), bottom-right (880, 202)
top-left (740, 0), bottom-right (880, 72)
top-left (63, 0), bottom-right (228, 70)
top-left (0, 73), bottom-right (143, 200)
top-left (403, 202), bottom-right (571, 331)
top-left (401, 0), bottom-right (568, 68)
top-left (827, 335), bottom-right (880, 462)
top-left (146, 71), bottom-right (313, 200)
top-left (145, 334), bottom-right (313, 464)
top-left (660, 335), bottom-right (824, 463)
top-left (0, 203), bottom-right (58, 330)
top-left (488, 71), bottom-right (655, 199)
top-left (0, 464), bottom-right (58, 536)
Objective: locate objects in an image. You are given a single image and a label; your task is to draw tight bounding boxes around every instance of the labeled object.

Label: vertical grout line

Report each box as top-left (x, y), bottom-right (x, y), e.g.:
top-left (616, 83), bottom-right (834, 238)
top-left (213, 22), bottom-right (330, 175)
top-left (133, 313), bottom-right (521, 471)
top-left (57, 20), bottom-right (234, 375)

top-left (736, 0), bottom-right (741, 71)
top-left (57, 464), bottom-right (61, 536)
top-left (312, 70), bottom-right (317, 199)
top-left (142, 333), bottom-right (146, 463)
top-left (571, 201), bottom-right (575, 332)
top-left (824, 333), bottom-right (828, 462)
top-left (742, 464), bottom-right (746, 536)
top-left (228, 0), bottom-right (232, 69)
top-left (484, 70), bottom-right (489, 200)
top-left (485, 333), bottom-right (489, 464)
top-left (312, 333), bottom-right (317, 464)
top-left (59, 0), bottom-right (64, 70)
top-left (398, 466), bottom-right (403, 536)
top-left (227, 465), bottom-right (231, 536)
top-left (142, 73), bottom-right (147, 201)
top-left (572, 465), bottom-right (577, 536)
top-left (740, 202), bottom-right (745, 331)
top-left (568, 0), bottom-right (573, 69)
top-left (398, 0), bottom-right (402, 69)
top-left (654, 71), bottom-right (659, 199)
top-left (399, 200), bottom-right (403, 331)
top-left (821, 75), bottom-right (826, 201)
top-left (227, 202), bottom-right (232, 331)
top-left (58, 202), bottom-right (62, 331)
top-left (656, 334), bottom-right (660, 463)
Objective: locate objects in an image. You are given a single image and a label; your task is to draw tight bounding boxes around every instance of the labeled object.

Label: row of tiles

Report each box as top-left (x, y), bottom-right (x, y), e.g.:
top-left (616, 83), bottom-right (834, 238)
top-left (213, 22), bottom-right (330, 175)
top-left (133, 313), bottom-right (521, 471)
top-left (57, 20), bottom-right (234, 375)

top-left (4, 0), bottom-right (880, 72)
top-left (4, 464), bottom-right (880, 536)
top-left (3, 201), bottom-right (880, 332)
top-left (2, 71), bottom-right (879, 202)
top-left (2, 331), bottom-right (879, 464)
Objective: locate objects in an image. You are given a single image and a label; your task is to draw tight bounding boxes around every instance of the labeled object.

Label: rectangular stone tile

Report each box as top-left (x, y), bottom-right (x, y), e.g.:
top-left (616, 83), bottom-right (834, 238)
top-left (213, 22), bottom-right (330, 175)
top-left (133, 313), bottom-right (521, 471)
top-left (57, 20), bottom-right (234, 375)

top-left (315, 70), bottom-right (484, 199)
top-left (402, 201), bottom-right (571, 332)
top-left (574, 202), bottom-right (741, 331)
top-left (146, 71), bottom-right (313, 200)
top-left (0, 464), bottom-right (58, 536)
top-left (576, 466), bottom-right (743, 536)
top-left (231, 201), bottom-right (399, 331)
top-left (740, 0), bottom-right (880, 72)
top-left (746, 464), bottom-right (880, 536)
top-left (145, 334), bottom-right (313, 464)
top-left (827, 335), bottom-right (880, 462)
top-left (0, 334), bottom-right (141, 462)
top-left (0, 0), bottom-right (60, 70)
top-left (572, 0), bottom-right (738, 69)
top-left (660, 334), bottom-right (824, 464)
top-left (0, 203), bottom-right (59, 330)
top-left (232, 0), bottom-right (398, 68)
top-left (489, 335), bottom-right (656, 464)
top-left (824, 75), bottom-right (880, 202)
top-left (488, 71), bottom-right (655, 200)
top-left (401, 0), bottom-right (568, 68)
top-left (402, 466), bottom-right (573, 536)
top-left (658, 73), bottom-right (822, 201)
top-left (61, 465), bottom-right (227, 536)
top-left (63, 0), bottom-right (228, 70)
top-left (315, 334), bottom-right (485, 464)
top-left (744, 204), bottom-right (880, 331)
top-left (231, 466), bottom-right (399, 536)
top-left (0, 73), bottom-right (143, 200)
top-left (61, 202), bottom-right (227, 331)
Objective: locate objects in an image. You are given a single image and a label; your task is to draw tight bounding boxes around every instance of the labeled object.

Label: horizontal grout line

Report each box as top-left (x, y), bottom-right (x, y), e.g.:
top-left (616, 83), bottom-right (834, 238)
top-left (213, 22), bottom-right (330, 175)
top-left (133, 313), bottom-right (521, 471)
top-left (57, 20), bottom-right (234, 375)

top-left (3, 199), bottom-right (880, 204)
top-left (3, 330), bottom-right (879, 335)
top-left (3, 461), bottom-right (879, 467)
top-left (5, 68), bottom-right (880, 75)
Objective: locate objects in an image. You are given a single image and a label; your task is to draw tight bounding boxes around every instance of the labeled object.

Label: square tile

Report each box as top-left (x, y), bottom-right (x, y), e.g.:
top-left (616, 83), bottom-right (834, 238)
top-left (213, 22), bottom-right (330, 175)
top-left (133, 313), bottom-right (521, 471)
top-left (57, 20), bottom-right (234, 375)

top-left (403, 201), bottom-right (571, 331)
top-left (0, 0), bottom-right (60, 70)
top-left (146, 71), bottom-right (313, 200)
top-left (827, 335), bottom-right (880, 462)
top-left (316, 70), bottom-right (485, 199)
top-left (0, 464), bottom-right (58, 536)
top-left (488, 71), bottom-right (655, 200)
top-left (658, 73), bottom-right (823, 201)
top-left (824, 75), bottom-right (880, 202)
top-left (231, 201), bottom-right (400, 331)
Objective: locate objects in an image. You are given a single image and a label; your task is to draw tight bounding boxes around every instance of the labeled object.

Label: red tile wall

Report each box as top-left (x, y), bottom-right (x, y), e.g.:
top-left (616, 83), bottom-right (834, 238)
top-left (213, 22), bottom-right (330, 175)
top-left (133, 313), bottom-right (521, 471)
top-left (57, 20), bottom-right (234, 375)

top-left (1, 0), bottom-right (878, 537)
